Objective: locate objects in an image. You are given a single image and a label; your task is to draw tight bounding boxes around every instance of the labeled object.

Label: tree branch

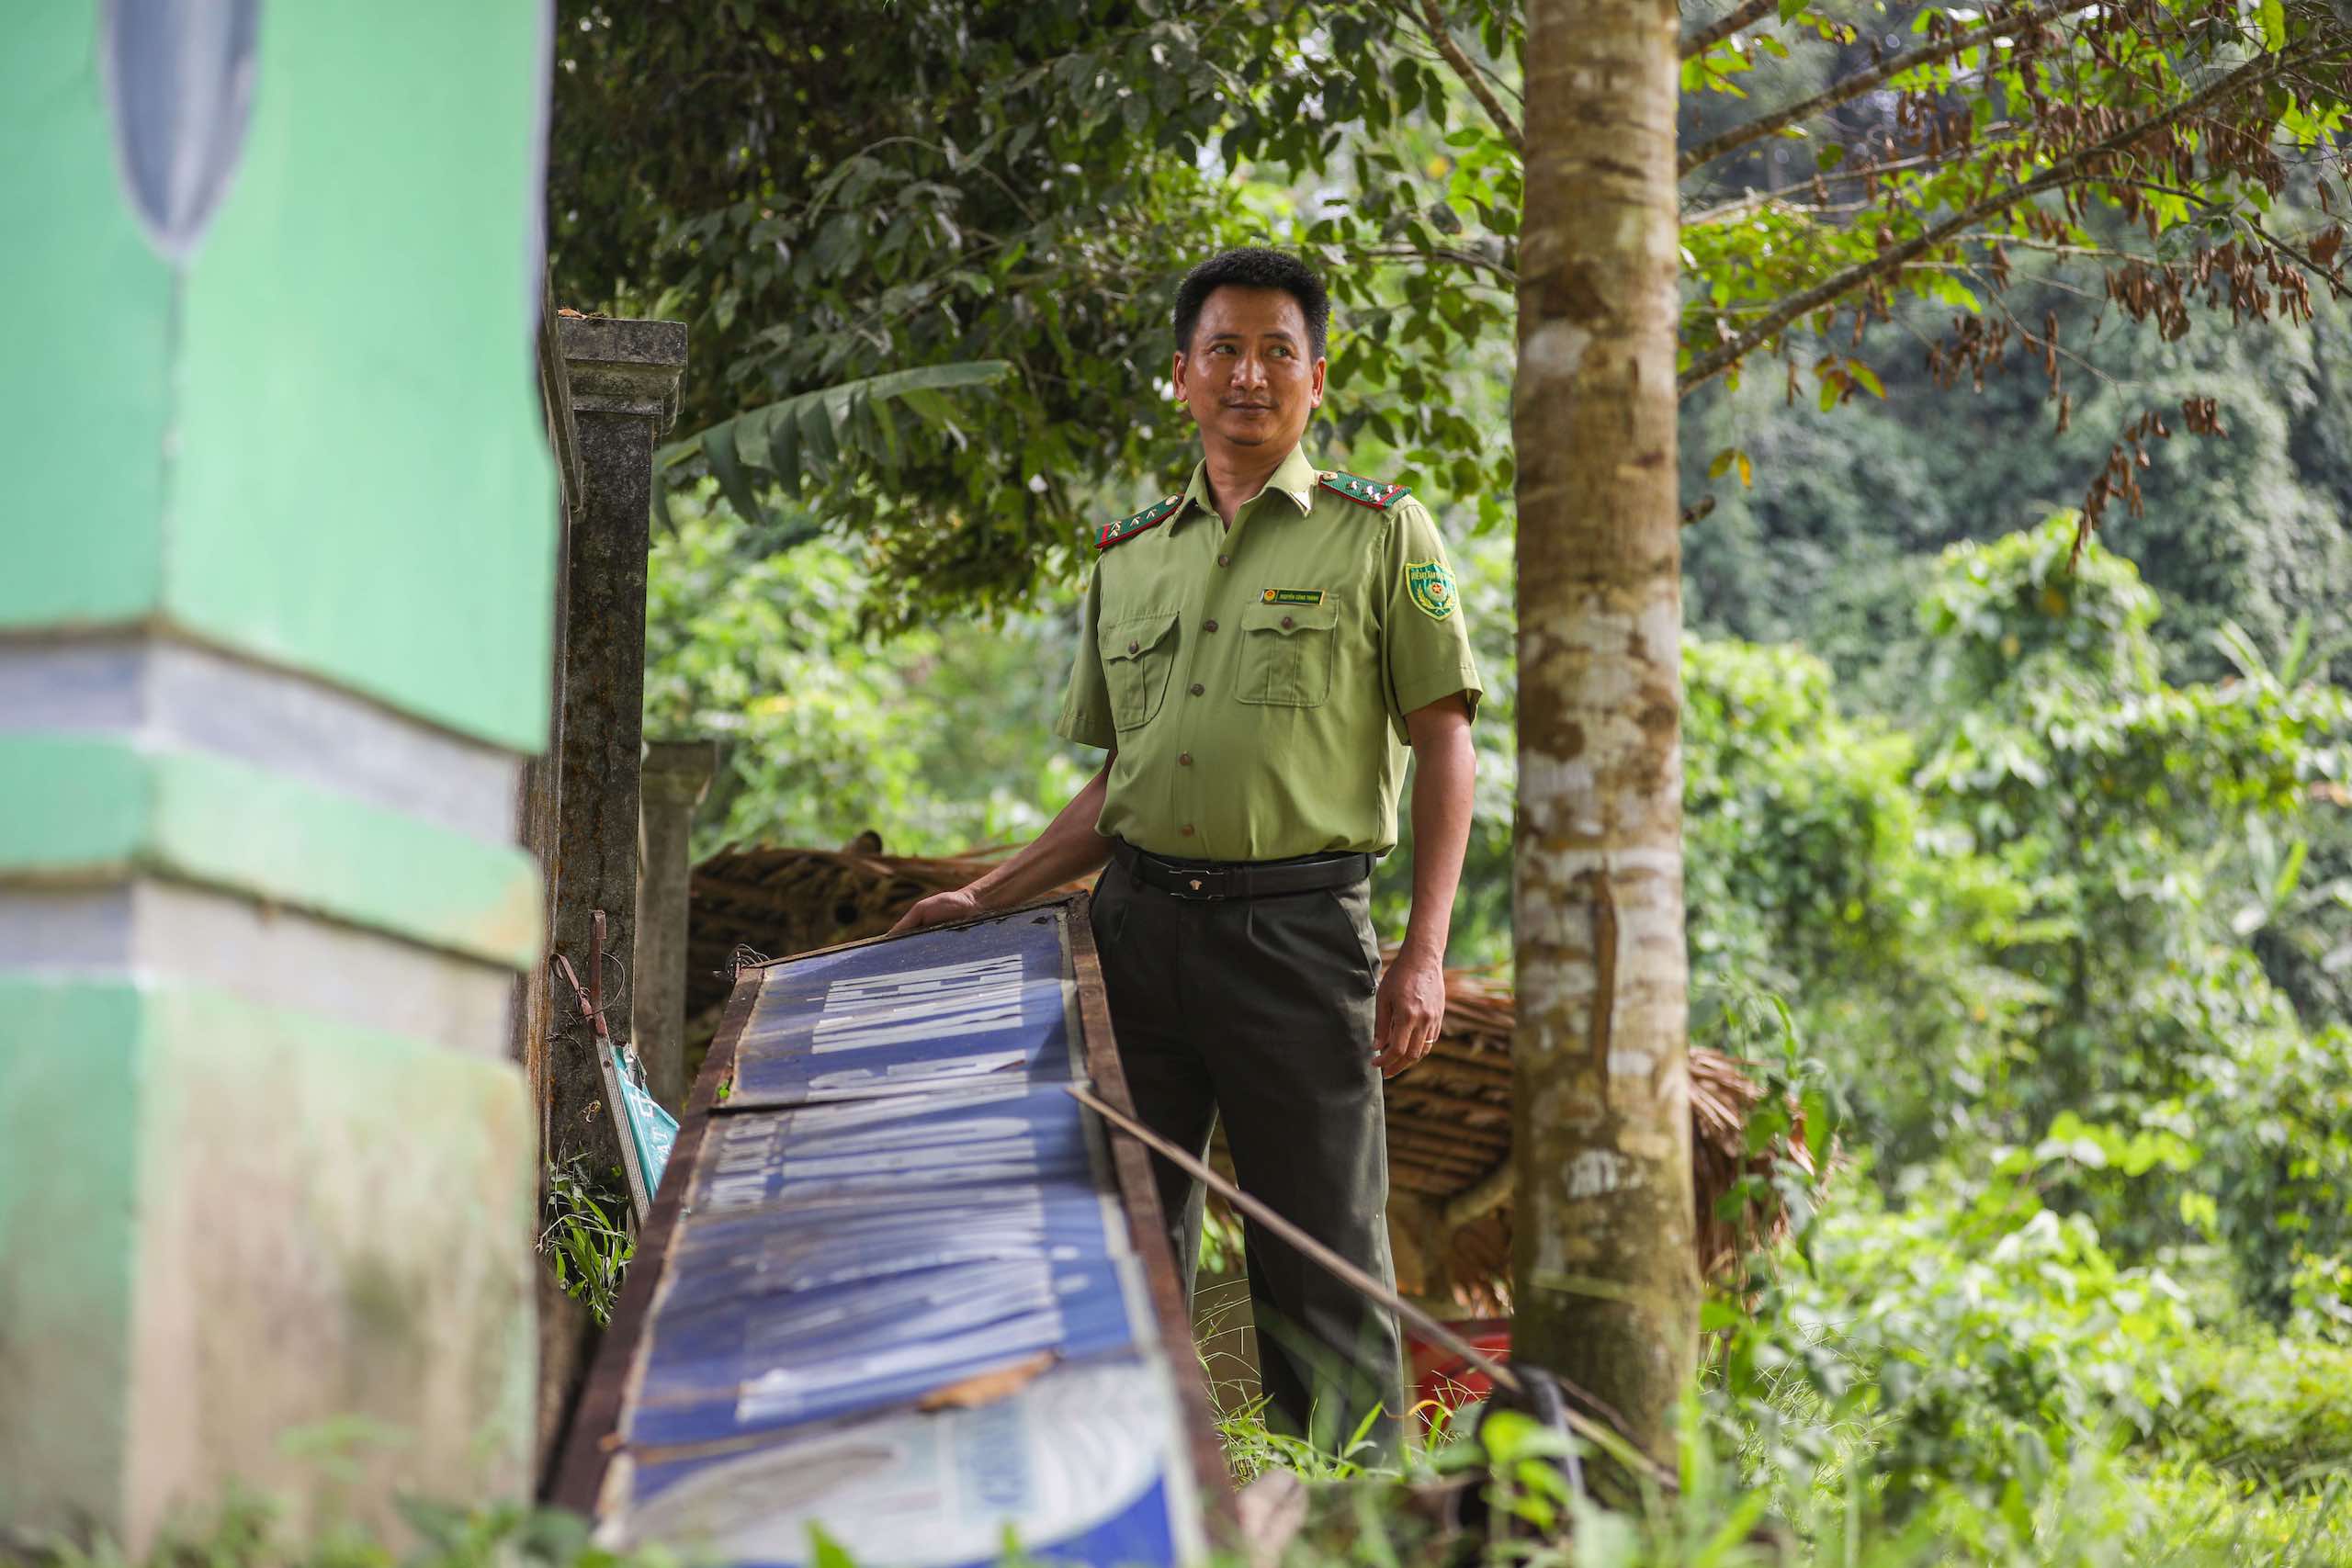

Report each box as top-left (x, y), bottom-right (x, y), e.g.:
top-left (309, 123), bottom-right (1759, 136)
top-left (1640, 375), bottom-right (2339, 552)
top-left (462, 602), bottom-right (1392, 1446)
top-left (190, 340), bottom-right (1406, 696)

top-left (1682, 151), bottom-right (1952, 225)
top-left (1678, 0), bottom-right (2103, 177)
top-left (1355, 243), bottom-right (1521, 285)
top-left (2238, 215), bottom-right (2348, 288)
top-left (1679, 43), bottom-right (2304, 395)
top-left (1683, 0), bottom-right (1776, 59)
top-left (1413, 0), bottom-right (1521, 151)
top-left (1961, 261), bottom-right (2122, 384)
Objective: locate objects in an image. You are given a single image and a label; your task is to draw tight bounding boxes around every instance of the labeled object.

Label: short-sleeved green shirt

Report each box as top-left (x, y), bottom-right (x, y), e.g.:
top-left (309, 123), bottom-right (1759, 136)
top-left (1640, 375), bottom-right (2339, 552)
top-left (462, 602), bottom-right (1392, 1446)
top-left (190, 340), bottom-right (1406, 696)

top-left (1055, 444), bottom-right (1483, 862)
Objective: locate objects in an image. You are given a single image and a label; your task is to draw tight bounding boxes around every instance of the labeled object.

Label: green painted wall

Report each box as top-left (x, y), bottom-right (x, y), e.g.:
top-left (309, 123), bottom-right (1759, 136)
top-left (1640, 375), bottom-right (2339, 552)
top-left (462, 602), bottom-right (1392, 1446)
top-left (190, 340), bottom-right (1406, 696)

top-left (0, 8), bottom-right (171, 626)
top-left (0, 978), bottom-right (535, 1534)
top-left (0, 2), bottom-right (557, 753)
top-left (0, 984), bottom-right (141, 1521)
top-left (0, 6), bottom-right (558, 1531)
top-left (0, 737), bottom-right (541, 969)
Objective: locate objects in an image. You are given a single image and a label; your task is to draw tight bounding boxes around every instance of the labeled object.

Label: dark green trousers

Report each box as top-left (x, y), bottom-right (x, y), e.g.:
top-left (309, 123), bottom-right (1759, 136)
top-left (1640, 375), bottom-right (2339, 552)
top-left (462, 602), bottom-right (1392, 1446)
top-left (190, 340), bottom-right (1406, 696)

top-left (1090, 852), bottom-right (1406, 1452)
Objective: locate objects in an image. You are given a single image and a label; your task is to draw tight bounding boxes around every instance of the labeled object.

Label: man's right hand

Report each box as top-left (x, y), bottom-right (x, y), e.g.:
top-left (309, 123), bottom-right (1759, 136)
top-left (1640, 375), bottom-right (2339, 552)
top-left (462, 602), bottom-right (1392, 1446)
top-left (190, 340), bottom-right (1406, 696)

top-left (888, 886), bottom-right (989, 937)
top-left (882, 759), bottom-right (1114, 940)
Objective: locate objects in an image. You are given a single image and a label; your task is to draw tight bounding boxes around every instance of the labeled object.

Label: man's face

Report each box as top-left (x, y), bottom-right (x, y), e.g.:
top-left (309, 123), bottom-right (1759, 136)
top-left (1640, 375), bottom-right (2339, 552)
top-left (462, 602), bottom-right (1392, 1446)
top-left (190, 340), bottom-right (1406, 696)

top-left (1172, 286), bottom-right (1326, 456)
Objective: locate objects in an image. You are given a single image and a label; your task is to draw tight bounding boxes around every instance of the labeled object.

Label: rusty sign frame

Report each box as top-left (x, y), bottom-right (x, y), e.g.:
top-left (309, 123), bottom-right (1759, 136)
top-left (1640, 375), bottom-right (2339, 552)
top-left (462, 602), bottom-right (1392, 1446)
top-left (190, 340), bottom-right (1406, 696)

top-left (548, 890), bottom-right (1231, 1540)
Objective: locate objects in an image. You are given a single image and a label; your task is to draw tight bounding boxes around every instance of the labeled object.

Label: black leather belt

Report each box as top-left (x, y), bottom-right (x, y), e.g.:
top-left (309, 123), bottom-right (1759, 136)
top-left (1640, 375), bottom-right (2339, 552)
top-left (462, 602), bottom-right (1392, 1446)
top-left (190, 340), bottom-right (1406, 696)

top-left (1110, 838), bottom-right (1373, 901)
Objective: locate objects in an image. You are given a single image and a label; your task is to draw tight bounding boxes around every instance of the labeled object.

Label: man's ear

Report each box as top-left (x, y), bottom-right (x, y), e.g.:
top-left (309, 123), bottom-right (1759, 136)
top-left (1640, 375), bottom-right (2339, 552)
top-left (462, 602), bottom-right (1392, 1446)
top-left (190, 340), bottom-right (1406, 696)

top-left (1170, 350), bottom-right (1191, 403)
top-left (1309, 355), bottom-right (1327, 408)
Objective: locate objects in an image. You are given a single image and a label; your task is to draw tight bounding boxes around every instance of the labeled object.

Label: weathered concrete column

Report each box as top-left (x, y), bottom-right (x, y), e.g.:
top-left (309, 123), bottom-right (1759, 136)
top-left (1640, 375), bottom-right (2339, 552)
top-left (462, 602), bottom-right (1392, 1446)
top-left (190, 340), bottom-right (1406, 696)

top-left (524, 318), bottom-right (684, 1487)
top-left (633, 739), bottom-right (717, 1113)
top-left (546, 319), bottom-right (686, 1177)
top-left (514, 272), bottom-right (586, 1178)
top-left (1, 4), bottom-right (551, 1544)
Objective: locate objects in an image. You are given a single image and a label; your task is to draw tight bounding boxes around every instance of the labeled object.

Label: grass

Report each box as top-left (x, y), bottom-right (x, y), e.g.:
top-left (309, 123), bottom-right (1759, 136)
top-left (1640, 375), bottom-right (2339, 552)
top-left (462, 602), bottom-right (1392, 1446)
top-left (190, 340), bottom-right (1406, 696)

top-left (7, 1393), bottom-right (2344, 1568)
top-left (1209, 1383), bottom-right (2352, 1568)
top-left (537, 1157), bottom-right (634, 1327)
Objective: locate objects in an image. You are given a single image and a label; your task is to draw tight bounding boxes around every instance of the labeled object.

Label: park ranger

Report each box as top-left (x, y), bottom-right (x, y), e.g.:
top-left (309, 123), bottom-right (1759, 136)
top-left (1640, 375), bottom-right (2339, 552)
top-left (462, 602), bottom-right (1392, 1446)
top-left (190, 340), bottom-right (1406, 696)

top-left (893, 247), bottom-right (1480, 1448)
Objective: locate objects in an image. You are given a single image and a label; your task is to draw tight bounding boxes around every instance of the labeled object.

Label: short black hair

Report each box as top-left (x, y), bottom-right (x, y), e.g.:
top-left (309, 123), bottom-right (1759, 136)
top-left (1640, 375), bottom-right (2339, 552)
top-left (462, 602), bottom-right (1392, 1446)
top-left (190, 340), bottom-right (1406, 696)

top-left (1172, 247), bottom-right (1330, 361)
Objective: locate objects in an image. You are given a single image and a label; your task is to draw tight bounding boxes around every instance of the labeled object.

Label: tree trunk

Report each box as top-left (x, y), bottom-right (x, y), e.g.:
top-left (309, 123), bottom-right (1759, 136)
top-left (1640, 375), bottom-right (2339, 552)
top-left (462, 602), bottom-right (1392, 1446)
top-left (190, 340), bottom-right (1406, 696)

top-left (1510, 0), bottom-right (1697, 1466)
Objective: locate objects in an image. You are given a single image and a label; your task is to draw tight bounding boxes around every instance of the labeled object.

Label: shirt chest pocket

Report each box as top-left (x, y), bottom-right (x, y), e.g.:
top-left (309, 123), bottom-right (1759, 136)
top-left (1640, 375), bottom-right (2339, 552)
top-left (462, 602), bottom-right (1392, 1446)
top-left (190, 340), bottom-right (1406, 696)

top-left (1238, 600), bottom-right (1341, 707)
top-left (1102, 611), bottom-right (1182, 731)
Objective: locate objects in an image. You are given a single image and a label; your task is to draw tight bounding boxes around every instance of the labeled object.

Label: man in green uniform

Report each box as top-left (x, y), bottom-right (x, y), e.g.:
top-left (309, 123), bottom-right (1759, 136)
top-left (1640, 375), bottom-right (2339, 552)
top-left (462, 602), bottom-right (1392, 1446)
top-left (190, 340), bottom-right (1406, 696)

top-left (894, 247), bottom-right (1480, 1448)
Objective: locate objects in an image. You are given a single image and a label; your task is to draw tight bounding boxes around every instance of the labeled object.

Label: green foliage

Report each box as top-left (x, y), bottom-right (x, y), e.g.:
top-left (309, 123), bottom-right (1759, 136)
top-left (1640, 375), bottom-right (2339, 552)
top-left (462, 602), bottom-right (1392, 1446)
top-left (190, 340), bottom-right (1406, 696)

top-left (1681, 637), bottom-right (2019, 1054)
top-left (1674, 519), bottom-right (2352, 1559)
top-left (2189, 1019), bottom-right (2352, 1325)
top-left (1914, 515), bottom-right (2163, 705)
top-left (2158, 1334), bottom-right (2352, 1487)
top-left (1672, 516), bottom-right (2352, 1318)
top-left (1726, 1155), bottom-right (2199, 1517)
top-left (658, 360), bottom-right (1015, 536)
top-left (641, 491), bottom-right (1093, 860)
top-left (1199, 988), bottom-right (2348, 1562)
top-left (1900, 522), bottom-right (2350, 1294)
top-left (1680, 288), bottom-right (2352, 697)
top-left (1216, 1397), bottom-right (1398, 1489)
top-left (1216, 1278), bottom-right (2352, 1564)
top-left (550, 1), bottom-right (1340, 621)
top-left (1677, 0), bottom-right (2352, 387)
top-left (537, 1157), bottom-right (633, 1328)
top-left (559, 0), bottom-right (2352, 630)
top-left (1698, 1149), bottom-right (2352, 1562)
top-left (644, 484), bottom-right (2352, 1318)
top-left (3, 1492), bottom-right (673, 1568)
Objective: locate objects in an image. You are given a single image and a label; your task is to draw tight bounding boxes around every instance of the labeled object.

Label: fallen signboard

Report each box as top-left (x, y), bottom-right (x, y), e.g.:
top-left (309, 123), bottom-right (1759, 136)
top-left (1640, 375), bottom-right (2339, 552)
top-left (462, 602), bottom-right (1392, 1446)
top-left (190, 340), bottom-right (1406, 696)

top-left (550, 896), bottom-right (1223, 1566)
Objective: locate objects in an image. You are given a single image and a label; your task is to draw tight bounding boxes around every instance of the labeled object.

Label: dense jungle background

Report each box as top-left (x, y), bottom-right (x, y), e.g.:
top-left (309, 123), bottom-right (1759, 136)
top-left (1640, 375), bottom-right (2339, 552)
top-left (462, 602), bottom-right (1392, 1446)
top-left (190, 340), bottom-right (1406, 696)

top-left (551, 0), bottom-right (2352, 1559)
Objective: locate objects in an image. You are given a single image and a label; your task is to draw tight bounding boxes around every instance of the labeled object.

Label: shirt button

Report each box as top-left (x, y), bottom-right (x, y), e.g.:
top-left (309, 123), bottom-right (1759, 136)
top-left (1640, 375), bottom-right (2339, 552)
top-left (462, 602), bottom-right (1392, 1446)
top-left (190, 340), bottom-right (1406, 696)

top-left (1188, 682), bottom-right (1204, 696)
top-left (1280, 615), bottom-right (1295, 629)
top-left (1178, 752), bottom-right (1193, 766)
top-left (1203, 619), bottom-right (1218, 633)
top-left (1125, 640), bottom-right (1139, 655)
top-left (1180, 824), bottom-right (1195, 837)
top-left (1216, 554), bottom-right (1230, 568)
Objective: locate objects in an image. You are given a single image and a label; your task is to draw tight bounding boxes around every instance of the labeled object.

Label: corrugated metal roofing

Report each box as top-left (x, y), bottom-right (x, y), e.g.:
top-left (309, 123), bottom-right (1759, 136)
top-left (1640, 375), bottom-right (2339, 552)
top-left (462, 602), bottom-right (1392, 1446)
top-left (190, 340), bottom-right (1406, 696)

top-left (552, 897), bottom-right (1222, 1565)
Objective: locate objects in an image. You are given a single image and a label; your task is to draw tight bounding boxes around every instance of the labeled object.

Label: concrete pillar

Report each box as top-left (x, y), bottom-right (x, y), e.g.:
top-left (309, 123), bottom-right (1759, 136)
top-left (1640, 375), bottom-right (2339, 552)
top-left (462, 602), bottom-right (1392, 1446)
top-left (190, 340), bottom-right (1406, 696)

top-left (633, 740), bottom-right (718, 1113)
top-left (0, 5), bottom-right (552, 1544)
top-left (515, 270), bottom-right (586, 1182)
top-left (523, 319), bottom-right (685, 1483)
top-left (544, 319), bottom-right (687, 1176)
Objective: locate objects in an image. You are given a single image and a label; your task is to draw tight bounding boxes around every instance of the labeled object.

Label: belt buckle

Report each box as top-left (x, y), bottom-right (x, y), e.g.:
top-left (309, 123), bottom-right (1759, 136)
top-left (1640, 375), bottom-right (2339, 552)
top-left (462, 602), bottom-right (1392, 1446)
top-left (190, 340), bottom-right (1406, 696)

top-left (1167, 863), bottom-right (1227, 900)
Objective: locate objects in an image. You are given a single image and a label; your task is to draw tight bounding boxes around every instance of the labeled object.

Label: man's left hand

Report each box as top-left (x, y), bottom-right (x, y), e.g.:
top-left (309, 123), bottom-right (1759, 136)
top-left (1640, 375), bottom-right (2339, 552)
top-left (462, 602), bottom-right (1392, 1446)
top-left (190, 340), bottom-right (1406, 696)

top-left (1373, 944), bottom-right (1447, 1078)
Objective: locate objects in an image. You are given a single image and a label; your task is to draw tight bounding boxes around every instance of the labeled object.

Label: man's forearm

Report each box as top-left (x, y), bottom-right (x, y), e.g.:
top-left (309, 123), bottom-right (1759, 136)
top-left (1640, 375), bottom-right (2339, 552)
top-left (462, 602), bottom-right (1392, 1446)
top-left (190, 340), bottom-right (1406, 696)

top-left (962, 756), bottom-right (1119, 910)
top-left (1401, 711), bottom-right (1475, 962)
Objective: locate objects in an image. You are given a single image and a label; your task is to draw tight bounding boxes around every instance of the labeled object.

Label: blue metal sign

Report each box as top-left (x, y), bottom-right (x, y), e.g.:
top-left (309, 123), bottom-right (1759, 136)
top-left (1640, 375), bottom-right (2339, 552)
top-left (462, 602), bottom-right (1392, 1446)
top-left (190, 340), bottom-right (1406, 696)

top-left (615, 1044), bottom-right (679, 1197)
top-left (726, 916), bottom-right (1082, 1106)
top-left (622, 1357), bottom-right (1200, 1568)
top-left (588, 907), bottom-right (1207, 1567)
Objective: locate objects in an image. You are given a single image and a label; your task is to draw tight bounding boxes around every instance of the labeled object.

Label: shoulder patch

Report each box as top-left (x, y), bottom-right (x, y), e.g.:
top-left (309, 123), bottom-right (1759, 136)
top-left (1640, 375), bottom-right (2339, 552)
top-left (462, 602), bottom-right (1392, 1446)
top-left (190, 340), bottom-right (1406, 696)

top-left (1406, 559), bottom-right (1458, 621)
top-left (1098, 494), bottom-right (1182, 551)
top-left (1316, 469), bottom-right (1411, 511)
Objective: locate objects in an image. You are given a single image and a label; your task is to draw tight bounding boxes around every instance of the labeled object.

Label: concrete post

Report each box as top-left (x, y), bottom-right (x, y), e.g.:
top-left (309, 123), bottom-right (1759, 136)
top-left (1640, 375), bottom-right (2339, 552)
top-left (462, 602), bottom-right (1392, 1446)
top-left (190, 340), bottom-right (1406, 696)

top-left (515, 272), bottom-right (586, 1179)
top-left (633, 739), bottom-right (718, 1113)
top-left (1, 4), bottom-right (552, 1543)
top-left (545, 319), bottom-right (687, 1178)
top-left (523, 318), bottom-right (685, 1483)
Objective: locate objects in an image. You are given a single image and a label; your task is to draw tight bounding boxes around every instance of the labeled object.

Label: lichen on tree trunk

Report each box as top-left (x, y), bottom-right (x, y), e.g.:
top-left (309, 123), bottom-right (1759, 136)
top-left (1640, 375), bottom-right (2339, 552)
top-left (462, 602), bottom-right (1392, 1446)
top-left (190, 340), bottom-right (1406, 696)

top-left (1510, 0), bottom-right (1698, 1466)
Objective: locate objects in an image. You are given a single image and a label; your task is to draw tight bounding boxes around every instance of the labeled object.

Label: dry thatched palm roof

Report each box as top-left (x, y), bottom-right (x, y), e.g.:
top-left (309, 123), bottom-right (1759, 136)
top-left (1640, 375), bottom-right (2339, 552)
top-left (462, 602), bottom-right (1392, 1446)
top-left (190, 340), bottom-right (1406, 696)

top-left (685, 840), bottom-right (1814, 1310)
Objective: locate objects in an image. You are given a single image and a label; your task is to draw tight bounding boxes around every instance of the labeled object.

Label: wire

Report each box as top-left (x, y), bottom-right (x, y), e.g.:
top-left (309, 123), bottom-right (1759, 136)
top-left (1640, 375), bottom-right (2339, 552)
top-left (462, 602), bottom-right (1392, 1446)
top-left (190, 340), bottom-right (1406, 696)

top-left (1065, 1080), bottom-right (1678, 1488)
